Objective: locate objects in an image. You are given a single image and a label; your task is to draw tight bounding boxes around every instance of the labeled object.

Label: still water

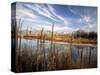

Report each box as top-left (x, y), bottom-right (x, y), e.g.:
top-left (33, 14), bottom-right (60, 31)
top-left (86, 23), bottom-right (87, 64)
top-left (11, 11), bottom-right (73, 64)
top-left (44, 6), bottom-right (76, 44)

top-left (18, 38), bottom-right (97, 67)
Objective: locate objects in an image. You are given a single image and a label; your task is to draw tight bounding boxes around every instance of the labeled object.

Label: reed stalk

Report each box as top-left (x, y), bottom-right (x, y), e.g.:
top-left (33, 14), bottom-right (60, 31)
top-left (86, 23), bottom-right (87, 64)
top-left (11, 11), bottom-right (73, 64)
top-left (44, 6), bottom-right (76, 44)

top-left (36, 33), bottom-right (40, 71)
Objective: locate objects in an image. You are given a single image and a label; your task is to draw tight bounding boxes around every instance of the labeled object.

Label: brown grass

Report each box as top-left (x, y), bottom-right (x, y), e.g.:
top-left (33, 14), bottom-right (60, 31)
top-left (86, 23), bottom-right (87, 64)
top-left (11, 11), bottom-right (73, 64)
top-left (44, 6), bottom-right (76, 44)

top-left (15, 23), bottom-right (97, 72)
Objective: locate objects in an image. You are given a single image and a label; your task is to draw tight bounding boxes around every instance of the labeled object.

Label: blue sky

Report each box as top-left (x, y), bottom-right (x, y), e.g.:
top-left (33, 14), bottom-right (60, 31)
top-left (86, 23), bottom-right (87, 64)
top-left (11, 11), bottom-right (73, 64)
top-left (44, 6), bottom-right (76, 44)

top-left (15, 2), bottom-right (97, 33)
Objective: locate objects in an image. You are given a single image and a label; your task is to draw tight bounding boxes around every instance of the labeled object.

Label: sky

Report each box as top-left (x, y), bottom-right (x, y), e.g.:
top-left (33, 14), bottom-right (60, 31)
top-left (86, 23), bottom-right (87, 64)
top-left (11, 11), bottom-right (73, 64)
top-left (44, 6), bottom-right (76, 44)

top-left (14, 2), bottom-right (97, 33)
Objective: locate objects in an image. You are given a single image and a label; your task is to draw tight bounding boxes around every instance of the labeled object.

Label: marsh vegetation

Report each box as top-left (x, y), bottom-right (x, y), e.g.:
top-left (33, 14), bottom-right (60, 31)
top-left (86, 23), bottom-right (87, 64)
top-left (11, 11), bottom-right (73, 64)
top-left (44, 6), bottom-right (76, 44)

top-left (12, 20), bottom-right (97, 72)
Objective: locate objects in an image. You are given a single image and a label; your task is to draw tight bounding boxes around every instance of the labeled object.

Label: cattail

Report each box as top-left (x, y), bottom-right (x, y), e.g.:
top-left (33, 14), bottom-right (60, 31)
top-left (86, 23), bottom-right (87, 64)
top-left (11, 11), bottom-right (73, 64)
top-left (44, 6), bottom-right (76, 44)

top-left (19, 22), bottom-right (22, 55)
top-left (40, 28), bottom-right (44, 53)
top-left (69, 32), bottom-right (73, 68)
top-left (50, 24), bottom-right (54, 52)
top-left (47, 24), bottom-right (55, 70)
top-left (43, 34), bottom-right (46, 70)
top-left (40, 28), bottom-right (43, 69)
top-left (36, 34), bottom-right (40, 71)
top-left (16, 19), bottom-right (23, 72)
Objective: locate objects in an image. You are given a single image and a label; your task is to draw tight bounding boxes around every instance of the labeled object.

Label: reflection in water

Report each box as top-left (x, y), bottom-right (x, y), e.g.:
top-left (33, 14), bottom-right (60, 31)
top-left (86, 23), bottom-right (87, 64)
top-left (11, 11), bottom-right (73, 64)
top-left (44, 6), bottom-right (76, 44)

top-left (17, 38), bottom-right (97, 70)
top-left (71, 46), bottom-right (97, 66)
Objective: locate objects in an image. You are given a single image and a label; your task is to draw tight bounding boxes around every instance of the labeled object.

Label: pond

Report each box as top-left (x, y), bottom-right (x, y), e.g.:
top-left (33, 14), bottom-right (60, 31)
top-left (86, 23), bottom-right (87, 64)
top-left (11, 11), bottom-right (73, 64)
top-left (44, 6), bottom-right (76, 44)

top-left (18, 38), bottom-right (97, 68)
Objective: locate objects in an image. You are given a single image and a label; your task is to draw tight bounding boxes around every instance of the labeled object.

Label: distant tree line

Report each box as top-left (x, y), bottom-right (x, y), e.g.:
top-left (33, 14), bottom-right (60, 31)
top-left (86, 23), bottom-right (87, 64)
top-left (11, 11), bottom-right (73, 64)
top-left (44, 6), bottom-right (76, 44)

top-left (73, 30), bottom-right (97, 40)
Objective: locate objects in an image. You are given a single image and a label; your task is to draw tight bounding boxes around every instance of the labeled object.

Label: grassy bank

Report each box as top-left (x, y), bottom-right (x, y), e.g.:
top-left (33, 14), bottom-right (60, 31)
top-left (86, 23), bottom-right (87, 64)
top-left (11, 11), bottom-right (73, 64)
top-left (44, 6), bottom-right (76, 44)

top-left (19, 34), bottom-right (97, 45)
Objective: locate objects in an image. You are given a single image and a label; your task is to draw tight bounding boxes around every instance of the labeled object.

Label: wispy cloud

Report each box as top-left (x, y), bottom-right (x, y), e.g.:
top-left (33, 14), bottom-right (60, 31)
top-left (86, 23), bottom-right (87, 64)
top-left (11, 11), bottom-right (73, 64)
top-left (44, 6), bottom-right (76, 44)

top-left (48, 5), bottom-right (69, 25)
top-left (16, 8), bottom-right (38, 20)
top-left (15, 2), bottom-right (97, 33)
top-left (24, 4), bottom-right (69, 25)
top-left (24, 4), bottom-right (58, 22)
top-left (81, 23), bottom-right (97, 32)
top-left (81, 15), bottom-right (91, 23)
top-left (36, 23), bottom-right (77, 33)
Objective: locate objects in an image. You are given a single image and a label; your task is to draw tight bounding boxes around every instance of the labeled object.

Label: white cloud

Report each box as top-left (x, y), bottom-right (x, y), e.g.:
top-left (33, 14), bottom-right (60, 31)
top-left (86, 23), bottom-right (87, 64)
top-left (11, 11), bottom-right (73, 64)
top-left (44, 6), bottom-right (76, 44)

top-left (79, 15), bottom-right (97, 32)
top-left (81, 15), bottom-right (91, 23)
top-left (25, 4), bottom-right (69, 25)
top-left (36, 24), bottom-right (61, 32)
top-left (16, 8), bottom-right (37, 20)
top-left (25, 4), bottom-right (58, 22)
top-left (16, 3), bottom-right (97, 33)
top-left (36, 24), bottom-right (77, 33)
top-left (80, 22), bottom-right (97, 32)
top-left (48, 5), bottom-right (69, 25)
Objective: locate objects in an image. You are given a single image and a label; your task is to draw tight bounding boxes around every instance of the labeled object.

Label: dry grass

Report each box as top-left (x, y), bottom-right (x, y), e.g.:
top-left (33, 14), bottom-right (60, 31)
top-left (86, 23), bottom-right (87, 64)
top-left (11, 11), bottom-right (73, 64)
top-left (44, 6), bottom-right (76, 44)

top-left (15, 22), bottom-right (97, 72)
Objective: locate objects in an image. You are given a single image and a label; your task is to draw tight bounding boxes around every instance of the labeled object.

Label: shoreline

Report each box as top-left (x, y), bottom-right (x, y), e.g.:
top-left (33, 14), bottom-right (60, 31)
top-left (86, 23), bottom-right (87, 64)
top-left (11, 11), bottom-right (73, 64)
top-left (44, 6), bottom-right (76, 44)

top-left (19, 37), bottom-right (97, 47)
